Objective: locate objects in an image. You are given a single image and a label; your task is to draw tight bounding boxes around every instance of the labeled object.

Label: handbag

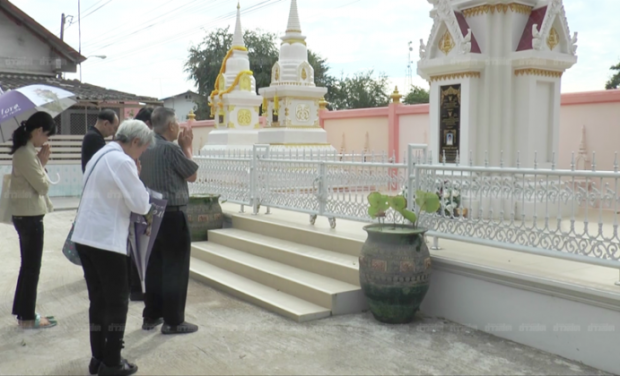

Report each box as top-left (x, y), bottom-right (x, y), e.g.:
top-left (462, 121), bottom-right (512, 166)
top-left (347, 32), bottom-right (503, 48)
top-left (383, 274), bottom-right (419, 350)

top-left (0, 174), bottom-right (12, 224)
top-left (62, 149), bottom-right (120, 265)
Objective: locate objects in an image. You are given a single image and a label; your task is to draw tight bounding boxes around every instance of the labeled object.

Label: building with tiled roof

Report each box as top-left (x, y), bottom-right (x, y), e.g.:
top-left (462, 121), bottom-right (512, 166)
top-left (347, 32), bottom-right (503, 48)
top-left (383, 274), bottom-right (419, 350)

top-left (0, 0), bottom-right (161, 134)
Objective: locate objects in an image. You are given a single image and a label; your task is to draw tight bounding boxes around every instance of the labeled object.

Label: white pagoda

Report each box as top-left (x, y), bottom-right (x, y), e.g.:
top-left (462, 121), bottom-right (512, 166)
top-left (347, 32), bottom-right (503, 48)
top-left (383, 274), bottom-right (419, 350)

top-left (417, 0), bottom-right (578, 168)
top-left (257, 0), bottom-right (335, 154)
top-left (201, 2), bottom-right (263, 153)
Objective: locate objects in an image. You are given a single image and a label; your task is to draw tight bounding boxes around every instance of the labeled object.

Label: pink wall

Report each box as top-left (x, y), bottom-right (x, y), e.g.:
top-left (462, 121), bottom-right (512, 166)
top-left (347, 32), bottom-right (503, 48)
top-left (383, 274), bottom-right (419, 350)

top-left (558, 91), bottom-right (620, 171)
top-left (320, 90), bottom-right (620, 164)
top-left (181, 90), bottom-right (620, 166)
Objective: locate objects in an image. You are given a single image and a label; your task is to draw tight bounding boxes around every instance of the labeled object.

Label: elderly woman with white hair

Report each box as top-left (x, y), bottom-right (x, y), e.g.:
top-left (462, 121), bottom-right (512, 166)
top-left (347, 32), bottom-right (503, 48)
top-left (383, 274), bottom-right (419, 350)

top-left (71, 119), bottom-right (154, 376)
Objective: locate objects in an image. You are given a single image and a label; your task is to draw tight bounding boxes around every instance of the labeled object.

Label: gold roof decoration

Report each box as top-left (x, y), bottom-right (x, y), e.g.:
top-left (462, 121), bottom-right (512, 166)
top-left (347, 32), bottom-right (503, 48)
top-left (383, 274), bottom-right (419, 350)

top-left (439, 30), bottom-right (455, 55)
top-left (547, 27), bottom-right (560, 50)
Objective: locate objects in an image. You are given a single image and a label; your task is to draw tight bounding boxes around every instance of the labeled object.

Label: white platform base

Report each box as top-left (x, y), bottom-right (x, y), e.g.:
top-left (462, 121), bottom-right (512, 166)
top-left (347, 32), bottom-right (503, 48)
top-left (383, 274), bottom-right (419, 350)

top-left (258, 127), bottom-right (330, 145)
top-left (200, 129), bottom-right (259, 155)
top-left (422, 258), bottom-right (620, 375)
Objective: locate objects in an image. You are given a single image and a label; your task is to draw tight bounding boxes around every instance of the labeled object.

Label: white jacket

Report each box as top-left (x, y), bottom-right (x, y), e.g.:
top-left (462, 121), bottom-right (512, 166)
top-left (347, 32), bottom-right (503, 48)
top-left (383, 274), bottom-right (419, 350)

top-left (71, 142), bottom-right (151, 255)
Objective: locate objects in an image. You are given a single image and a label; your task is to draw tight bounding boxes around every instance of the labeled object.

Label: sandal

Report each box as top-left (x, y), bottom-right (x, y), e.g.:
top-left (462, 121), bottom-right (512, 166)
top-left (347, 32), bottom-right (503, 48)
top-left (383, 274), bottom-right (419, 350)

top-left (18, 313), bottom-right (57, 329)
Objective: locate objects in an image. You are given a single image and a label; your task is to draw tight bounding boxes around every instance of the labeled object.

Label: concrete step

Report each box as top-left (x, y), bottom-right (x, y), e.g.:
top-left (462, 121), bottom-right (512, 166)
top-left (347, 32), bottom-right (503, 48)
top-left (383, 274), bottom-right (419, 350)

top-left (208, 228), bottom-right (360, 286)
top-left (190, 258), bottom-right (331, 322)
top-left (191, 242), bottom-right (367, 315)
top-left (230, 214), bottom-right (362, 257)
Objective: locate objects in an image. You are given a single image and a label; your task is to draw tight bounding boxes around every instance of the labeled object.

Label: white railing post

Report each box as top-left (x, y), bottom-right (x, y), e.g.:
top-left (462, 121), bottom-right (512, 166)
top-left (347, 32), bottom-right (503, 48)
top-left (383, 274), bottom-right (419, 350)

top-left (251, 144), bottom-right (269, 215)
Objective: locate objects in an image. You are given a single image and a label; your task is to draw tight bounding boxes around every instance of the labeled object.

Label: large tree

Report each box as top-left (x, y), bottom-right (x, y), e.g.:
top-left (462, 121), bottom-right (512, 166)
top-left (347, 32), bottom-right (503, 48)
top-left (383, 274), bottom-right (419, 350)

top-left (328, 70), bottom-right (390, 110)
top-left (403, 85), bottom-right (430, 105)
top-left (185, 27), bottom-right (331, 119)
top-left (605, 62), bottom-right (620, 90)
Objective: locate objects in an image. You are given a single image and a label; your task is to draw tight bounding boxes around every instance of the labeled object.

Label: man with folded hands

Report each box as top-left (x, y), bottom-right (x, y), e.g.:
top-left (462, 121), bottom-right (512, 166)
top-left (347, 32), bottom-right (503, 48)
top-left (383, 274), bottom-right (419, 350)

top-left (138, 107), bottom-right (199, 335)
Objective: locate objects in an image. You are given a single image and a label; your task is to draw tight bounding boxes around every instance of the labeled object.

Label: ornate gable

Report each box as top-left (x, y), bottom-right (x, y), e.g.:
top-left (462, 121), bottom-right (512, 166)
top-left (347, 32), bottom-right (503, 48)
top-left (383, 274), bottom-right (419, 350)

top-left (421, 0), bottom-right (472, 60)
top-left (517, 0), bottom-right (576, 55)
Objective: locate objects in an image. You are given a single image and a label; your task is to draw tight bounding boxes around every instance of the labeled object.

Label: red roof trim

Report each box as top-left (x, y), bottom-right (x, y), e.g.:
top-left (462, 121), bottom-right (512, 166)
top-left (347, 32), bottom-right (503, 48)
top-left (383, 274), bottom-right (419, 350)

top-left (0, 0), bottom-right (86, 64)
top-left (454, 11), bottom-right (481, 53)
top-left (517, 6), bottom-right (548, 51)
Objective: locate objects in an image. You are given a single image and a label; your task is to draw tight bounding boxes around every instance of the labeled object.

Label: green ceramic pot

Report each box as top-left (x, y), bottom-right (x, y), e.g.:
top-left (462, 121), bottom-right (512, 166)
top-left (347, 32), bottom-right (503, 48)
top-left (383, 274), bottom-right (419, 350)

top-left (186, 194), bottom-right (224, 242)
top-left (359, 224), bottom-right (432, 324)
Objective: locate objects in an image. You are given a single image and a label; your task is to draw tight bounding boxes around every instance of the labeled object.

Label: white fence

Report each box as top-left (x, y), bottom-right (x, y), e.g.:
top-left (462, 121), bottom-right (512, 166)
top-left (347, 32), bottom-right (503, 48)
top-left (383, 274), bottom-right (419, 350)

top-left (191, 144), bottom-right (620, 270)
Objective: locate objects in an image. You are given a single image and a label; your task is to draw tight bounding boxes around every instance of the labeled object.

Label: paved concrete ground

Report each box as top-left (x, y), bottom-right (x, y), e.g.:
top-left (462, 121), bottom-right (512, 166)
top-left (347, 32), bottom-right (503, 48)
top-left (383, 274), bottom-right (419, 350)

top-left (0, 211), bottom-right (609, 375)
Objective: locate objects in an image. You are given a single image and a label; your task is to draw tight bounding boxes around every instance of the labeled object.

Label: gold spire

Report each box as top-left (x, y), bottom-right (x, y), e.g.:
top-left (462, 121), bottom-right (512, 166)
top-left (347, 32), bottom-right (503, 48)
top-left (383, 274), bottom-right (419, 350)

top-left (390, 86), bottom-right (402, 104)
top-left (188, 109), bottom-right (196, 121)
top-left (318, 97), bottom-right (328, 110)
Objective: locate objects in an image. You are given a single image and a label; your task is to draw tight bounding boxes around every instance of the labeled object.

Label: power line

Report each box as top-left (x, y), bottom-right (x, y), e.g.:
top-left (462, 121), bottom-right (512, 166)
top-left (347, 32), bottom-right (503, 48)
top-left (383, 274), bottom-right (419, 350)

top-left (82, 0), bottom-right (107, 14)
top-left (83, 0), bottom-right (209, 49)
top-left (88, 0), bottom-right (283, 66)
top-left (84, 0), bottom-right (220, 51)
top-left (88, 0), bottom-right (359, 72)
top-left (80, 0), bottom-right (113, 21)
top-left (66, 0), bottom-right (113, 29)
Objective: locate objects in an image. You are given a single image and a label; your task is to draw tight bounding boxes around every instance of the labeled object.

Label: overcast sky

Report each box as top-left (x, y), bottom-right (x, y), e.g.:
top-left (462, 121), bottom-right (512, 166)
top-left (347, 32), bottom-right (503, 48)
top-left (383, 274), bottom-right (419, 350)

top-left (10, 0), bottom-right (620, 100)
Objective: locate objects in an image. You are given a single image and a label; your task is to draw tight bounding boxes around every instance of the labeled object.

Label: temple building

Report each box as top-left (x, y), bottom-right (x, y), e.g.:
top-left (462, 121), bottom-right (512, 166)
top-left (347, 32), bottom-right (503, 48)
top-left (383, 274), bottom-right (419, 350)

top-left (201, 2), bottom-right (263, 153)
top-left (417, 0), bottom-right (577, 167)
top-left (257, 0), bottom-right (335, 154)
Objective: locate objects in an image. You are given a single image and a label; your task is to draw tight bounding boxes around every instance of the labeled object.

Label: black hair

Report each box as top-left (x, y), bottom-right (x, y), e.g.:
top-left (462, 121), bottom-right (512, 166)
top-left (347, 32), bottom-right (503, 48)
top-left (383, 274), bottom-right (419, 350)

top-left (98, 109), bottom-right (117, 123)
top-left (10, 111), bottom-right (57, 155)
top-left (134, 106), bottom-right (154, 124)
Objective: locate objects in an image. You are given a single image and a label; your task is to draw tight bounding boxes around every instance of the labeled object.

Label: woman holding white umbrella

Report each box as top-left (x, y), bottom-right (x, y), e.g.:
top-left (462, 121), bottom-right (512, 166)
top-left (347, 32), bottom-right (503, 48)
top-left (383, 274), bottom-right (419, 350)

top-left (8, 111), bottom-right (57, 329)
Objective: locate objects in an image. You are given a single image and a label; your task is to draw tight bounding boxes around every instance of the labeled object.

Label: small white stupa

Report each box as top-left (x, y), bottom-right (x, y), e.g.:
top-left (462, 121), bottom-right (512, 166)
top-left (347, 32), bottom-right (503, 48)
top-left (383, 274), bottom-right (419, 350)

top-left (201, 2), bottom-right (263, 154)
top-left (257, 0), bottom-right (335, 154)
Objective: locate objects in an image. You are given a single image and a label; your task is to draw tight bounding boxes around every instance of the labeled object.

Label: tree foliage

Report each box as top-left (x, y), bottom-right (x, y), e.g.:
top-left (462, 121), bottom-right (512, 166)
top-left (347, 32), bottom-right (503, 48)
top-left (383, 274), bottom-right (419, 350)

top-left (328, 70), bottom-right (390, 110)
top-left (605, 62), bottom-right (620, 90)
top-left (403, 85), bottom-right (430, 105)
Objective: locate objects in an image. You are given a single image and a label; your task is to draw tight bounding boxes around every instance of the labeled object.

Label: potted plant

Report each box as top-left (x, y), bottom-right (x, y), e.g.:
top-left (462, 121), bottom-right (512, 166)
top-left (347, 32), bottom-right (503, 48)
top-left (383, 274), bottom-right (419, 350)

top-left (187, 194), bottom-right (224, 242)
top-left (359, 190), bottom-right (440, 324)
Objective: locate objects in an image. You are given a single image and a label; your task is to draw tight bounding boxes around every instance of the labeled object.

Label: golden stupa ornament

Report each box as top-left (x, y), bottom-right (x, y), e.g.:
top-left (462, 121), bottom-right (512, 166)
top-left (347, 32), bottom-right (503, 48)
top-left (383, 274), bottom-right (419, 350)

top-left (439, 30), bottom-right (455, 55)
top-left (547, 27), bottom-right (559, 50)
top-left (390, 86), bottom-right (402, 104)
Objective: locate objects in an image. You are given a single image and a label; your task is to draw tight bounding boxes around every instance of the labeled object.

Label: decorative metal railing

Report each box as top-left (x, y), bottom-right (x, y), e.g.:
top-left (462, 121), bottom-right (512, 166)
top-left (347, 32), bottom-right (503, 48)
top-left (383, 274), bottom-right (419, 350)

top-left (191, 144), bottom-right (620, 270)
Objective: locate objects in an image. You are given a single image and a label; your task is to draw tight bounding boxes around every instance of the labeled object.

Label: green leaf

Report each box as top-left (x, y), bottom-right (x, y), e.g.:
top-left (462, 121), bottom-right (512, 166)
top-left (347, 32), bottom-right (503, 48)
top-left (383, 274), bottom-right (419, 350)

top-left (389, 195), bottom-right (407, 212)
top-left (401, 209), bottom-right (417, 224)
top-left (368, 192), bottom-right (389, 211)
top-left (423, 193), bottom-right (440, 213)
top-left (367, 192), bottom-right (383, 207)
top-left (415, 190), bottom-right (441, 213)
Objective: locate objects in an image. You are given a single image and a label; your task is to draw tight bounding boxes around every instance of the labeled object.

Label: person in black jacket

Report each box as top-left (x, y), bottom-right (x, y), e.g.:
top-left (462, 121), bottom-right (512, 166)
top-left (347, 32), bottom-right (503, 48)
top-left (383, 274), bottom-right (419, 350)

top-left (81, 109), bottom-right (119, 172)
top-left (134, 106), bottom-right (154, 129)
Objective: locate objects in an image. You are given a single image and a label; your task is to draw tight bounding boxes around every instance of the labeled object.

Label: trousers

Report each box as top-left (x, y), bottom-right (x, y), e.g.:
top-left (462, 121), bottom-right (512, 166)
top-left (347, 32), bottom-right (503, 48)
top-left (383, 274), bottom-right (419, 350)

top-left (143, 210), bottom-right (191, 326)
top-left (76, 243), bottom-right (129, 367)
top-left (12, 215), bottom-right (45, 321)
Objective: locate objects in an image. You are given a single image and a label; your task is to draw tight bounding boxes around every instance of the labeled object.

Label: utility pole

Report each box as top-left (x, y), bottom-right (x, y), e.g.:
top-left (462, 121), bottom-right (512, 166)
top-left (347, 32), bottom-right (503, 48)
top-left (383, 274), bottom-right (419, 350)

top-left (406, 41), bottom-right (413, 90)
top-left (60, 13), bottom-right (66, 41)
top-left (78, 0), bottom-right (83, 82)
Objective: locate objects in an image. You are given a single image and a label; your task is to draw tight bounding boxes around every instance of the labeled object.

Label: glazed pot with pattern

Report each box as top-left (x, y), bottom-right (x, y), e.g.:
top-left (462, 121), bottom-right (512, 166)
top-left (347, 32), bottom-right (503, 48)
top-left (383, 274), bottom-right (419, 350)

top-left (186, 194), bottom-right (224, 242)
top-left (359, 224), bottom-right (432, 324)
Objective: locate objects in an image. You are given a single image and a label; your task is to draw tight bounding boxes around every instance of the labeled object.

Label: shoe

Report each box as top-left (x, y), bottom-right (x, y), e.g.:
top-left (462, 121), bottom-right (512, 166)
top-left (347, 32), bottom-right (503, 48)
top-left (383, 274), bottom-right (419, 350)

top-left (129, 292), bottom-right (144, 302)
top-left (18, 313), bottom-right (57, 329)
top-left (88, 358), bottom-right (101, 375)
top-left (98, 359), bottom-right (137, 376)
top-left (142, 317), bottom-right (163, 330)
top-left (161, 321), bottom-right (199, 335)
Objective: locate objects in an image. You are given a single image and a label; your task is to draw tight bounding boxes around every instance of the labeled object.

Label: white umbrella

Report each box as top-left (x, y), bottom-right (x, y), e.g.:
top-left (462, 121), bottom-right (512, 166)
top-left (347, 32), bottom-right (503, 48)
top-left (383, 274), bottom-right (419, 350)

top-left (0, 84), bottom-right (76, 142)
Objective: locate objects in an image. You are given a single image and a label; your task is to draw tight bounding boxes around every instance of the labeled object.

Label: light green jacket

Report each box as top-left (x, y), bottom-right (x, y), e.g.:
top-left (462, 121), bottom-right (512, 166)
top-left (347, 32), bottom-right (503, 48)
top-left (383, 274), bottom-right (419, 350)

top-left (9, 141), bottom-right (53, 216)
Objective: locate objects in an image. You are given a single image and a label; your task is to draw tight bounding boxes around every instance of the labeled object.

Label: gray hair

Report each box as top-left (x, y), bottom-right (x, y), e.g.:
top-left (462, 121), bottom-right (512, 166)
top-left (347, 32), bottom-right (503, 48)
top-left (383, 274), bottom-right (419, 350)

top-left (151, 107), bottom-right (176, 134)
top-left (114, 119), bottom-right (155, 146)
